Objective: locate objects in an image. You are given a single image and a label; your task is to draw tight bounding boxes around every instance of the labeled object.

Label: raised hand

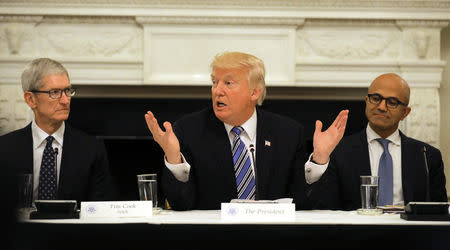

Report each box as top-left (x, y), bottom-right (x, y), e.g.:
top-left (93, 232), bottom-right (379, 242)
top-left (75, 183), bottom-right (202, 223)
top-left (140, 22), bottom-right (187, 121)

top-left (144, 111), bottom-right (182, 164)
top-left (312, 109), bottom-right (349, 164)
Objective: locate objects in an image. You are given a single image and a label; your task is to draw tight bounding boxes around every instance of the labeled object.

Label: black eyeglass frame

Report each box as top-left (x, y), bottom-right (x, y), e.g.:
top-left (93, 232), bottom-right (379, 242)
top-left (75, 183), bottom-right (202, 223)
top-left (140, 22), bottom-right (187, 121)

top-left (367, 93), bottom-right (407, 109)
top-left (30, 87), bottom-right (76, 99)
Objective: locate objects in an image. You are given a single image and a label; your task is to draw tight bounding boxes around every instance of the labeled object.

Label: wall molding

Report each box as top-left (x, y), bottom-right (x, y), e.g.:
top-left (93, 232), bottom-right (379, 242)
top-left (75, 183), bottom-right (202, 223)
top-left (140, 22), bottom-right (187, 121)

top-left (0, 1), bottom-right (449, 148)
top-left (1, 0), bottom-right (450, 9)
top-left (136, 16), bottom-right (305, 26)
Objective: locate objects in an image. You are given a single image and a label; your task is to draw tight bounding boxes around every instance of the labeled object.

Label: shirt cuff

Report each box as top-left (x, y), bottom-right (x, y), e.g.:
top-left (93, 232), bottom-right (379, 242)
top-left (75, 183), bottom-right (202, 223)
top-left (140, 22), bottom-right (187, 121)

top-left (164, 153), bottom-right (190, 183)
top-left (305, 153), bottom-right (329, 184)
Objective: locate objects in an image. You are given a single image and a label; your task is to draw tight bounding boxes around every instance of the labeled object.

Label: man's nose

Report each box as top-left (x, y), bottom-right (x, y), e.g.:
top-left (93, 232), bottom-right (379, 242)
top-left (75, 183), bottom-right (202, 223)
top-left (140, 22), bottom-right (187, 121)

top-left (214, 81), bottom-right (225, 94)
top-left (377, 99), bottom-right (388, 111)
top-left (59, 92), bottom-right (70, 103)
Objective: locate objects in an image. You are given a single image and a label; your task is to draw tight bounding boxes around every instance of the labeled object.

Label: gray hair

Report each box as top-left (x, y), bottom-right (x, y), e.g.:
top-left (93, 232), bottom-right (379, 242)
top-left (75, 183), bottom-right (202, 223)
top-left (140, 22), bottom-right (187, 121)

top-left (21, 58), bottom-right (69, 92)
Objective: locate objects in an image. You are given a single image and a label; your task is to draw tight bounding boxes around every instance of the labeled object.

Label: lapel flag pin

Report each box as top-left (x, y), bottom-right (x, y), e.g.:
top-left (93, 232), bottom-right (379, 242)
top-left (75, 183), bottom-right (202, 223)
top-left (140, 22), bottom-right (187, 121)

top-left (265, 140), bottom-right (271, 147)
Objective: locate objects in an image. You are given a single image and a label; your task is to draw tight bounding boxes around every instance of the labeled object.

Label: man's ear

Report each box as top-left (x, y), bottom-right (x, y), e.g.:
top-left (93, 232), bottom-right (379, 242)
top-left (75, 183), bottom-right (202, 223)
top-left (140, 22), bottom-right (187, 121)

top-left (251, 86), bottom-right (262, 102)
top-left (24, 91), bottom-right (37, 109)
top-left (400, 106), bottom-right (411, 120)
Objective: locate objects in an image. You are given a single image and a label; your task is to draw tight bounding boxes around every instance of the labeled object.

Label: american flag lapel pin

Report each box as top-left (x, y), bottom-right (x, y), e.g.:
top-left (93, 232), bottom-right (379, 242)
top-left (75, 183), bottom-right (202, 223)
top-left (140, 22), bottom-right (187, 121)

top-left (265, 140), bottom-right (271, 147)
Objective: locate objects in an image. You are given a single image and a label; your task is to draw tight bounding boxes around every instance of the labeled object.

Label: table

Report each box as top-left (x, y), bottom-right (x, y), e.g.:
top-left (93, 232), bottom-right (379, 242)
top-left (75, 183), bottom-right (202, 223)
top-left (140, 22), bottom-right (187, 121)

top-left (15, 210), bottom-right (450, 250)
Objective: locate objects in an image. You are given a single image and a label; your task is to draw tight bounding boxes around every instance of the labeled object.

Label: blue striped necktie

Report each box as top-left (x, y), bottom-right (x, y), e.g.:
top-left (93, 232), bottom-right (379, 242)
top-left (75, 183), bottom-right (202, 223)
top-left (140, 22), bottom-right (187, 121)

top-left (376, 138), bottom-right (393, 205)
top-left (38, 136), bottom-right (57, 200)
top-left (231, 126), bottom-right (256, 200)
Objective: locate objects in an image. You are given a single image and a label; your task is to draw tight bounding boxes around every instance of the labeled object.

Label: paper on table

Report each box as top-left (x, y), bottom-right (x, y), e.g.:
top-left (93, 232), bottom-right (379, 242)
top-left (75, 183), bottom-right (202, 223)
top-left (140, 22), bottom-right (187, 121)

top-left (230, 198), bottom-right (293, 204)
top-left (376, 205), bottom-right (405, 214)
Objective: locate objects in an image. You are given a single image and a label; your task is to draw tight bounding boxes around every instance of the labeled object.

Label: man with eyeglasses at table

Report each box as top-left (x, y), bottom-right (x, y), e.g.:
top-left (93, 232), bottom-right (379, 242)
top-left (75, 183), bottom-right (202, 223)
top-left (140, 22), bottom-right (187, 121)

top-left (307, 73), bottom-right (447, 210)
top-left (0, 58), bottom-right (115, 206)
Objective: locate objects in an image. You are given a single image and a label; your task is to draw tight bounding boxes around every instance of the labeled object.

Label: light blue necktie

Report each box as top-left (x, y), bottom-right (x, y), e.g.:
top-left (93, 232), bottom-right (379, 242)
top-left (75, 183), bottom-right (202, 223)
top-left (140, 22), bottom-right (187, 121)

top-left (231, 127), bottom-right (256, 200)
top-left (376, 138), bottom-right (393, 205)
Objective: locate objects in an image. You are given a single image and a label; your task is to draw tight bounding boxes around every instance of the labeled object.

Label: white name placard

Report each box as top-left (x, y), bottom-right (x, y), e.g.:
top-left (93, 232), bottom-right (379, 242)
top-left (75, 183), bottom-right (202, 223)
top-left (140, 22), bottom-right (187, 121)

top-left (80, 201), bottom-right (153, 219)
top-left (221, 202), bottom-right (295, 222)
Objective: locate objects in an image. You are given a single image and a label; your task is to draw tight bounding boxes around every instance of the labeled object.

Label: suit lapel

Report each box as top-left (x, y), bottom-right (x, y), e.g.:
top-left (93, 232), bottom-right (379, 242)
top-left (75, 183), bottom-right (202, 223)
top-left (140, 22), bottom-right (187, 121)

top-left (357, 131), bottom-right (372, 177)
top-left (206, 111), bottom-right (237, 193)
top-left (400, 132), bottom-right (422, 204)
top-left (255, 109), bottom-right (272, 198)
top-left (23, 123), bottom-right (34, 175)
top-left (6, 122), bottom-right (34, 175)
top-left (58, 124), bottom-right (73, 199)
top-left (344, 130), bottom-right (371, 198)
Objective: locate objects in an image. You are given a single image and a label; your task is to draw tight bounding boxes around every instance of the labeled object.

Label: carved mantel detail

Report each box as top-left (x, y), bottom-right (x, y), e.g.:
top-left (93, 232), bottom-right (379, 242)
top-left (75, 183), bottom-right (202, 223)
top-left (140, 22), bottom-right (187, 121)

top-left (0, 16), bottom-right (42, 55)
top-left (407, 88), bottom-right (440, 146)
top-left (2, 0), bottom-right (450, 8)
top-left (136, 16), bottom-right (305, 26)
top-left (0, 15), bottom-right (43, 23)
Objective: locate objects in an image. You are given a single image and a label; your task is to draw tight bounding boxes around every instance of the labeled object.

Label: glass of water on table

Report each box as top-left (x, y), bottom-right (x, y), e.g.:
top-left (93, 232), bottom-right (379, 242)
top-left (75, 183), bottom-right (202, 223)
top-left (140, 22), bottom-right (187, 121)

top-left (357, 176), bottom-right (383, 215)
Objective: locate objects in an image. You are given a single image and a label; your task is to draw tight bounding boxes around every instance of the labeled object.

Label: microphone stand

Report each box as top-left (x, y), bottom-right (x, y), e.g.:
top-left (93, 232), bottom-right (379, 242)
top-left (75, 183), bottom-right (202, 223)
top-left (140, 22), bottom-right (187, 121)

top-left (422, 146), bottom-right (431, 202)
top-left (249, 144), bottom-right (258, 200)
top-left (400, 146), bottom-right (450, 221)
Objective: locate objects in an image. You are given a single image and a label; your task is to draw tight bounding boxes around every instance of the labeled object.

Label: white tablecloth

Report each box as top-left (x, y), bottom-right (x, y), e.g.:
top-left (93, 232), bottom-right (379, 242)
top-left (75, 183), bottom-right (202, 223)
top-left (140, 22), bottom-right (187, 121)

top-left (23, 209), bottom-right (450, 226)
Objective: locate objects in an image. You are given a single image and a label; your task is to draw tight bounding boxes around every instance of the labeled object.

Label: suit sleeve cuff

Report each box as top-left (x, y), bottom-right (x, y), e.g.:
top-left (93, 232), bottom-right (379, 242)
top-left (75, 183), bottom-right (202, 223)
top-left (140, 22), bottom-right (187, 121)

top-left (305, 153), bottom-right (329, 184)
top-left (164, 153), bottom-right (190, 182)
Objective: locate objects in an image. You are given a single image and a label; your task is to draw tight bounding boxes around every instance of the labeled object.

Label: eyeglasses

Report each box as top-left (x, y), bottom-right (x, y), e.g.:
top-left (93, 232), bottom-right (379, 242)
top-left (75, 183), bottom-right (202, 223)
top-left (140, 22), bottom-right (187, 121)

top-left (367, 93), bottom-right (407, 109)
top-left (30, 87), bottom-right (76, 99)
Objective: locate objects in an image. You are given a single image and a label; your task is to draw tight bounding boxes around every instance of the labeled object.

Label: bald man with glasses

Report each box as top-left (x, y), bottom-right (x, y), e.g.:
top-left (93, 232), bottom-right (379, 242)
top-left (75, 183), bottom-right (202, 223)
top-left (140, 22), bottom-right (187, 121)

top-left (0, 58), bottom-right (116, 207)
top-left (307, 73), bottom-right (447, 210)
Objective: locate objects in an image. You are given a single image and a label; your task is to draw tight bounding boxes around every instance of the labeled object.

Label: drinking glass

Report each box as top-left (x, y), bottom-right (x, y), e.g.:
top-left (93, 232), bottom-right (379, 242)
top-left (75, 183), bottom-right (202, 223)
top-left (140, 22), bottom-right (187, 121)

top-left (16, 174), bottom-right (33, 218)
top-left (137, 173), bottom-right (158, 208)
top-left (357, 176), bottom-right (383, 215)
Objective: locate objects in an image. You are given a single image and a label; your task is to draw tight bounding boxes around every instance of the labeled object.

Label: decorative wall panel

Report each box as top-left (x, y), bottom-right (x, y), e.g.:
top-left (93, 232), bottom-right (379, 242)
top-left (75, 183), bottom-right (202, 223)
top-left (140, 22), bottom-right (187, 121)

top-left (140, 25), bottom-right (296, 86)
top-left (0, 0), bottom-right (448, 148)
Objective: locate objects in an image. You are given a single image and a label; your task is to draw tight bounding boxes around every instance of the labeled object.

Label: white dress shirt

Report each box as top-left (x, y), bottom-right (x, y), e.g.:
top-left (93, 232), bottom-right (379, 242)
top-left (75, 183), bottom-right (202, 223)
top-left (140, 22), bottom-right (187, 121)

top-left (165, 109), bottom-right (318, 184)
top-left (31, 121), bottom-right (64, 201)
top-left (305, 124), bottom-right (405, 205)
top-left (366, 125), bottom-right (404, 205)
top-left (165, 109), bottom-right (257, 183)
top-left (305, 154), bottom-right (328, 184)
top-left (223, 111), bottom-right (257, 173)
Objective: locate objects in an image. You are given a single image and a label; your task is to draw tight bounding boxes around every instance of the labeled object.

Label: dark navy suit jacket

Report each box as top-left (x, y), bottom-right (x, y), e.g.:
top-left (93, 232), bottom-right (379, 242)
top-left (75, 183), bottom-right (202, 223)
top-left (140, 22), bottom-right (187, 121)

top-left (162, 107), bottom-right (309, 210)
top-left (0, 123), bottom-right (116, 203)
top-left (313, 128), bottom-right (447, 210)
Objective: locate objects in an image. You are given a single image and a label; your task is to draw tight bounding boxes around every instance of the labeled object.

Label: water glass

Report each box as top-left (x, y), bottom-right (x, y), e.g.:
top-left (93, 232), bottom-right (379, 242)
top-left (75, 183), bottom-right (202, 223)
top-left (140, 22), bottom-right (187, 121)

top-left (137, 173), bottom-right (158, 208)
top-left (16, 174), bottom-right (33, 218)
top-left (357, 175), bottom-right (382, 215)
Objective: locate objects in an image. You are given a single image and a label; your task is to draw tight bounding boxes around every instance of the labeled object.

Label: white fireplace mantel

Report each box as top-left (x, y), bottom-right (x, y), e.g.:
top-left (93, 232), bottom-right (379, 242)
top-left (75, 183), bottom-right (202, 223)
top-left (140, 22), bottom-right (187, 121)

top-left (0, 0), bottom-right (449, 147)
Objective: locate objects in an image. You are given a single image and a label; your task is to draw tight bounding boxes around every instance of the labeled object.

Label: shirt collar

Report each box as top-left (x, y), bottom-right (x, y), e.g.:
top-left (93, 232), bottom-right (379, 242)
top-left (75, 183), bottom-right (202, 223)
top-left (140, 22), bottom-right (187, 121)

top-left (224, 108), bottom-right (257, 141)
top-left (31, 120), bottom-right (65, 149)
top-left (366, 124), bottom-right (401, 146)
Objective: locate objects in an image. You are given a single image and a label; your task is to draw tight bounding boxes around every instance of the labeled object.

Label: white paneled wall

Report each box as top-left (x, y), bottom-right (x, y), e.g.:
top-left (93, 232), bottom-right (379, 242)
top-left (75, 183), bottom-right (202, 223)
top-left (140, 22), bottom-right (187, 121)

top-left (0, 0), bottom-right (449, 150)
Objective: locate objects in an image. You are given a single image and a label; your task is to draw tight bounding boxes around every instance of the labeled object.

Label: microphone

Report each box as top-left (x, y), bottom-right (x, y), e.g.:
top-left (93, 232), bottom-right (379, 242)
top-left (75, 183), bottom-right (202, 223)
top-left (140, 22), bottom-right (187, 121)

top-left (400, 146), bottom-right (450, 221)
top-left (249, 144), bottom-right (258, 200)
top-left (422, 146), bottom-right (431, 202)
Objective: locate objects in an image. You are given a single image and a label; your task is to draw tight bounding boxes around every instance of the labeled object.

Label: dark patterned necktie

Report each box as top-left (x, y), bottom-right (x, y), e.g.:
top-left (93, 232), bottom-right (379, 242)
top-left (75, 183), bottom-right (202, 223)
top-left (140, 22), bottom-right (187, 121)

top-left (231, 126), bottom-right (256, 200)
top-left (376, 138), bottom-right (393, 205)
top-left (38, 136), bottom-right (57, 200)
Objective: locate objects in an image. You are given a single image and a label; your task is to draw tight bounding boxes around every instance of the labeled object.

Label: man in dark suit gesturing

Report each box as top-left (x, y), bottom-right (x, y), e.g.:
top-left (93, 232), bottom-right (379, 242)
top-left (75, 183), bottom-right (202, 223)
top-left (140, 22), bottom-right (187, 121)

top-left (145, 52), bottom-right (348, 210)
top-left (0, 58), bottom-right (115, 204)
top-left (309, 73), bottom-right (447, 210)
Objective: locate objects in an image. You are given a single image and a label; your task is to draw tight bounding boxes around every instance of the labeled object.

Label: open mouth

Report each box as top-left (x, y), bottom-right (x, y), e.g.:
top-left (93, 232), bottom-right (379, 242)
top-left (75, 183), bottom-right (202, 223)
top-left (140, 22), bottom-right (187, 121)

top-left (216, 102), bottom-right (227, 107)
